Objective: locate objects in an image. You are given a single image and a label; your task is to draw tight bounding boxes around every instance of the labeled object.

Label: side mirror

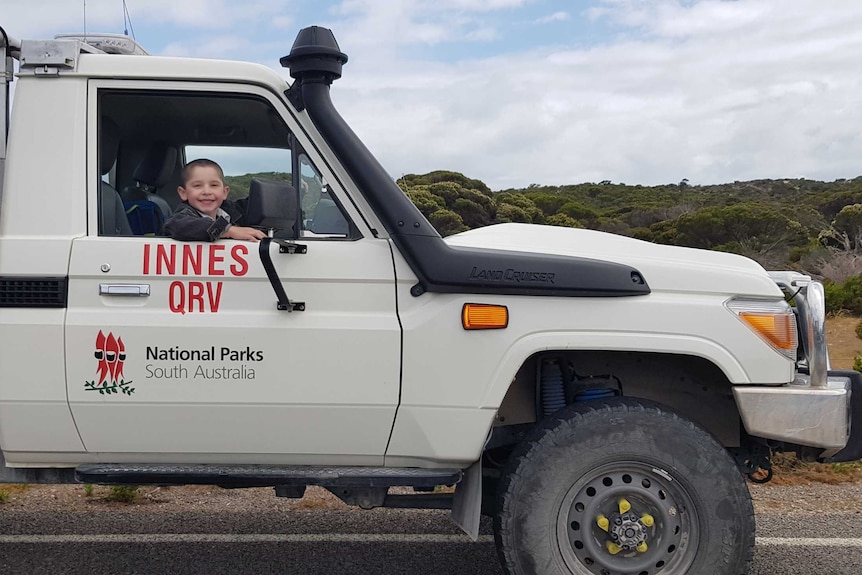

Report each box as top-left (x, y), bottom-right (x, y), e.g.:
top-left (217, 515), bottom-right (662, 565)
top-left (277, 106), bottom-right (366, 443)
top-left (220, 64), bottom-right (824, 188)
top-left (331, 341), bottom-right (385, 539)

top-left (244, 178), bottom-right (298, 238)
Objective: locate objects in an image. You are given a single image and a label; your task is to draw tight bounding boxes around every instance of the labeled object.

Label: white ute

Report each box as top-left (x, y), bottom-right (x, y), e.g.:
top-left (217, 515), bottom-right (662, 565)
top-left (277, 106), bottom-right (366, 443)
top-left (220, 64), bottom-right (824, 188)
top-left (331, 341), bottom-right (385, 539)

top-left (0, 25), bottom-right (859, 575)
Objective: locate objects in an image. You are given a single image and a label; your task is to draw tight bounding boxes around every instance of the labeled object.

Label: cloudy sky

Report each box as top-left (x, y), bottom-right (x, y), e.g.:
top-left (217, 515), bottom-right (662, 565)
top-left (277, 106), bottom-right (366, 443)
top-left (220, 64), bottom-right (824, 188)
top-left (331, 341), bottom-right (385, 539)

top-left (5, 0), bottom-right (862, 189)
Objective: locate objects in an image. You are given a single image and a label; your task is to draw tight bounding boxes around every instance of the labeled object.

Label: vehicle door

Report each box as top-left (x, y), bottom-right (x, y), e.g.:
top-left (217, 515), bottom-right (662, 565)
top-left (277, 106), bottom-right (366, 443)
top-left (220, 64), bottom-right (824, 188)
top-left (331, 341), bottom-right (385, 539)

top-left (64, 81), bottom-right (400, 464)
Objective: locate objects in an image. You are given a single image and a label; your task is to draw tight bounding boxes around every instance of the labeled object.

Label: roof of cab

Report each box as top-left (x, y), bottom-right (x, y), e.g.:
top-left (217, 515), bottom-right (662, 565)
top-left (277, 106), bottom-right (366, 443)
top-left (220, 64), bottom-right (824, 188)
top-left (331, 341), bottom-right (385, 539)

top-left (71, 53), bottom-right (291, 92)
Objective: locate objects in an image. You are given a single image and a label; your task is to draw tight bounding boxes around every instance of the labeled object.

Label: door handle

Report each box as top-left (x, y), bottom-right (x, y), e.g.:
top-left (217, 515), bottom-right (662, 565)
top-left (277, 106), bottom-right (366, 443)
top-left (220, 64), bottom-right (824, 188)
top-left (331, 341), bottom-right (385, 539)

top-left (99, 284), bottom-right (151, 297)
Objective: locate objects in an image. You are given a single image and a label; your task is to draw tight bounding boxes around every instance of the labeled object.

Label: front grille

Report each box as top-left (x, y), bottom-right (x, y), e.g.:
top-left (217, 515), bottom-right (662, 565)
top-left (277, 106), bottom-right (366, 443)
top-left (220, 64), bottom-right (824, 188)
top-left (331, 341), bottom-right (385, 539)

top-left (0, 277), bottom-right (68, 308)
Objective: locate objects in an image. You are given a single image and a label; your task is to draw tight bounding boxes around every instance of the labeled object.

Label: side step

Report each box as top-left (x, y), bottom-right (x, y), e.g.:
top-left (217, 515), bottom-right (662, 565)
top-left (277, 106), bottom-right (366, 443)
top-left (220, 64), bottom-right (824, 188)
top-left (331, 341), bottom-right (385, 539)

top-left (75, 464), bottom-right (462, 489)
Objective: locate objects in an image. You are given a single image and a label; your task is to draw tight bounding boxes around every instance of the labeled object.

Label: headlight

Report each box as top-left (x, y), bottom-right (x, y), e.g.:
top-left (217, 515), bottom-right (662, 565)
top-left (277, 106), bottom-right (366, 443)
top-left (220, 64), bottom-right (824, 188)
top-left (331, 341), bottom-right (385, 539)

top-left (726, 298), bottom-right (798, 360)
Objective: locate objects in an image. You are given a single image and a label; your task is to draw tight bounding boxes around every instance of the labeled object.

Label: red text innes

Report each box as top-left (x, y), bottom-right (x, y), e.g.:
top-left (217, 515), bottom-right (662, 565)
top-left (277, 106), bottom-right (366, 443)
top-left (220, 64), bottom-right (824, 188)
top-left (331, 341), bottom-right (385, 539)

top-left (143, 244), bottom-right (249, 277)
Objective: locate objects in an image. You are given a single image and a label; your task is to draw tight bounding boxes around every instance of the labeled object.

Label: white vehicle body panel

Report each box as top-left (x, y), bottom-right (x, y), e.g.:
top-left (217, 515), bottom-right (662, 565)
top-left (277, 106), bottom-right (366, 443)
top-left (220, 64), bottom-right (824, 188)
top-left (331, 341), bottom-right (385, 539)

top-left (0, 76), bottom-right (88, 461)
top-left (65, 236), bottom-right (400, 463)
top-left (73, 54), bottom-right (289, 88)
top-left (0, 30), bottom-right (856, 561)
top-left (0, 41), bottom-right (824, 471)
top-left (0, 77), bottom-right (89, 239)
top-left (445, 223), bottom-right (782, 298)
top-left (2, 70), bottom-right (403, 465)
top-left (0, 311), bottom-right (86, 459)
top-left (60, 76), bottom-right (401, 464)
top-left (385, 239), bottom-right (794, 465)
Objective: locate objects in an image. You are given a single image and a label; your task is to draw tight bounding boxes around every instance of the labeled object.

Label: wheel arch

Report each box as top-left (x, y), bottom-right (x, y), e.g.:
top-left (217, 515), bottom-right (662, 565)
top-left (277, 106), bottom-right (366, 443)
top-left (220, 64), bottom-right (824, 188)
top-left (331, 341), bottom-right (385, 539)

top-left (491, 348), bottom-right (743, 449)
top-left (482, 332), bottom-right (747, 408)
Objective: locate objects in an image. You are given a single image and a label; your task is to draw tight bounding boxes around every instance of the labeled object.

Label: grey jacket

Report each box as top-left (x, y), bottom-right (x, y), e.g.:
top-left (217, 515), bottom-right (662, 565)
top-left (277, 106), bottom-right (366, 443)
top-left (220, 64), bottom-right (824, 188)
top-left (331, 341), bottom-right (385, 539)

top-left (163, 199), bottom-right (249, 242)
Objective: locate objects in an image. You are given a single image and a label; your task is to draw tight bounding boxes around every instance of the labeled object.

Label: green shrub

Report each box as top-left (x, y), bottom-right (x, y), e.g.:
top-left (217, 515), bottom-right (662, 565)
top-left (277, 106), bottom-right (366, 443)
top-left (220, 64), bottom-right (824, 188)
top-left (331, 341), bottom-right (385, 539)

top-left (853, 355), bottom-right (862, 373)
top-left (106, 485), bottom-right (139, 503)
top-left (428, 209), bottom-right (468, 237)
top-left (559, 201), bottom-right (599, 223)
top-left (788, 243), bottom-right (816, 263)
top-left (84, 484), bottom-right (94, 497)
top-left (824, 281), bottom-right (845, 313)
top-left (546, 213), bottom-right (582, 228)
top-left (0, 489), bottom-right (9, 503)
top-left (842, 276), bottom-right (862, 314)
top-left (824, 276), bottom-right (862, 315)
top-left (495, 203), bottom-right (532, 224)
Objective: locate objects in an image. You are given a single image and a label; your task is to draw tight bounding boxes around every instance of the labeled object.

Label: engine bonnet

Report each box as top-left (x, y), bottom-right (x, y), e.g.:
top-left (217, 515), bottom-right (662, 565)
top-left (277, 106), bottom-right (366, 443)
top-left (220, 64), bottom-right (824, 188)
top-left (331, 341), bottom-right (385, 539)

top-left (445, 223), bottom-right (782, 298)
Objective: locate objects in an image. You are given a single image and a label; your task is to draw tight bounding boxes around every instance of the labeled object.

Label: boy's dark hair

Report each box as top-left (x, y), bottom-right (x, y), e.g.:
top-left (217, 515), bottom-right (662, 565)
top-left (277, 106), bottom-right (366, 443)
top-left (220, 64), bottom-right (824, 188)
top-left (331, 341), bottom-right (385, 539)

top-left (181, 158), bottom-right (225, 185)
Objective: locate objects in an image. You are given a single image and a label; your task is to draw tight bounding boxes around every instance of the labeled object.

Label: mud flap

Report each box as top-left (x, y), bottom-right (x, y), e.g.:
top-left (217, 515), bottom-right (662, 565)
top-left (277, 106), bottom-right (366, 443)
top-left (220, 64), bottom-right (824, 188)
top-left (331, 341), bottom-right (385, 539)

top-left (451, 459), bottom-right (481, 541)
top-left (0, 449), bottom-right (76, 484)
top-left (825, 369), bottom-right (862, 463)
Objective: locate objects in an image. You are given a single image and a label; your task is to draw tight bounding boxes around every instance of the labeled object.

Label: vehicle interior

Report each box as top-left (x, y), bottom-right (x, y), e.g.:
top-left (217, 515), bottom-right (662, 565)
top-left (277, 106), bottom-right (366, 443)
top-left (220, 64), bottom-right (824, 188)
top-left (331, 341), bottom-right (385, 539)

top-left (98, 89), bottom-right (352, 238)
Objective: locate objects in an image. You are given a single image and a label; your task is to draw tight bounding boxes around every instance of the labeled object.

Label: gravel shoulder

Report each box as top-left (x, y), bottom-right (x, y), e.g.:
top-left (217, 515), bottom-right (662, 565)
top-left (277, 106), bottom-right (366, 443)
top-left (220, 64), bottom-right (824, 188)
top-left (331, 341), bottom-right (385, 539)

top-left (1, 480), bottom-right (860, 516)
top-left (749, 481), bottom-right (862, 514)
top-left (0, 484), bottom-right (350, 514)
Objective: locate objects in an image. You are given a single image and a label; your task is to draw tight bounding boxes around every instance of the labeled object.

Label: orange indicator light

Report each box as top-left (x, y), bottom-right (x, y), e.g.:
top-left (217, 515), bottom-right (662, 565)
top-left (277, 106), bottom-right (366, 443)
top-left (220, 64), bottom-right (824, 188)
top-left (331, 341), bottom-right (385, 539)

top-left (462, 304), bottom-right (509, 330)
top-left (739, 312), bottom-right (797, 350)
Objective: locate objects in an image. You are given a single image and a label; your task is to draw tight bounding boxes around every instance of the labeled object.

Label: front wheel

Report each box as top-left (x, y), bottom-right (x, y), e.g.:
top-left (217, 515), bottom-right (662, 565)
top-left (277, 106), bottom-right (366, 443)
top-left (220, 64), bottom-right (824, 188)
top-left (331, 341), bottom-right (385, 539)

top-left (494, 398), bottom-right (754, 575)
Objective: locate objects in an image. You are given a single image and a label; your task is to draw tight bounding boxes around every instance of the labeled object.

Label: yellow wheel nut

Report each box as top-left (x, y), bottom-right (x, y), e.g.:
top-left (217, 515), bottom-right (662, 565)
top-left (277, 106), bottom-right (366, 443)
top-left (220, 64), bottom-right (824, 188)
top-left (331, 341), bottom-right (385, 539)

top-left (606, 541), bottom-right (622, 555)
top-left (640, 513), bottom-right (654, 527)
top-left (637, 541), bottom-right (648, 553)
top-left (618, 498), bottom-right (631, 514)
top-left (596, 514), bottom-right (609, 532)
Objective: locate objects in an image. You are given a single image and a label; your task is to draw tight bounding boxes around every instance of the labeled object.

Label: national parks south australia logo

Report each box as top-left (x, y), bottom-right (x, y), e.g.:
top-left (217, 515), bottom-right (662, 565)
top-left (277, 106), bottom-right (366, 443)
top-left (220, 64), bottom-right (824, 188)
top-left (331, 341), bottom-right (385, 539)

top-left (84, 331), bottom-right (135, 396)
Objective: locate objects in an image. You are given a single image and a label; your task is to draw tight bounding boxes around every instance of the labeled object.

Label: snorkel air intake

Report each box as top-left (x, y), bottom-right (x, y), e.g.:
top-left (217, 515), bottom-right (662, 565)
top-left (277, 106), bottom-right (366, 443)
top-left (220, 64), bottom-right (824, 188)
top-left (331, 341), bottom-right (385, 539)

top-left (282, 26), bottom-right (650, 298)
top-left (280, 26), bottom-right (348, 94)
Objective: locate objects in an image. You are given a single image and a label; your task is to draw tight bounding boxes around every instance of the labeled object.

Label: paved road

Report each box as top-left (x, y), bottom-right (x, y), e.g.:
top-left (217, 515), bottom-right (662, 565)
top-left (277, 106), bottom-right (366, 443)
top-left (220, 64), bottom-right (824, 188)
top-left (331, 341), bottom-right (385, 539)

top-left (1, 507), bottom-right (860, 574)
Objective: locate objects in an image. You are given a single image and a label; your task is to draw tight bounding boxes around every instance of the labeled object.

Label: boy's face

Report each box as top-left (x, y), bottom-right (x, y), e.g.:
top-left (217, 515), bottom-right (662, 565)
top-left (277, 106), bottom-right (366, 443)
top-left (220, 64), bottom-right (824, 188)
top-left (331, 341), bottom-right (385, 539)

top-left (178, 165), bottom-right (229, 218)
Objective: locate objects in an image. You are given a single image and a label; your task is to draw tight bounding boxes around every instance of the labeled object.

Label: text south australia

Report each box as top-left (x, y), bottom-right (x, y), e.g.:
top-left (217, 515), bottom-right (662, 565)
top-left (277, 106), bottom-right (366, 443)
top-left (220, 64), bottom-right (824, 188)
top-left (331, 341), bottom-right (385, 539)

top-left (146, 345), bottom-right (264, 381)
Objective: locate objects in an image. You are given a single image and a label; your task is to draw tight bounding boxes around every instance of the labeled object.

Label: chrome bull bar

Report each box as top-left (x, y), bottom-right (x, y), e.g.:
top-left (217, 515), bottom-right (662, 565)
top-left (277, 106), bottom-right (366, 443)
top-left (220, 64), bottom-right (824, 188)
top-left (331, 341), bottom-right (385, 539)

top-left (735, 272), bottom-right (851, 455)
top-left (767, 271), bottom-right (828, 388)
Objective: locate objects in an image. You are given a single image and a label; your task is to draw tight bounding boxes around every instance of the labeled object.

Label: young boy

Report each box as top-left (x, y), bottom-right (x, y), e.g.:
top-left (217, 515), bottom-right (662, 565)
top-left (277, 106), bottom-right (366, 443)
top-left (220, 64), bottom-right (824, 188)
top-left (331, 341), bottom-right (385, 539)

top-left (164, 159), bottom-right (266, 242)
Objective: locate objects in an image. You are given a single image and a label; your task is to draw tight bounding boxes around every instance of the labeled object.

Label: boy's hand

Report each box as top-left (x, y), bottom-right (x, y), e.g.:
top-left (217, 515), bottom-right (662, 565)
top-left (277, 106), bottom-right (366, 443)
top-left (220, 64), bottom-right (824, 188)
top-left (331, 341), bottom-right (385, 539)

top-left (222, 226), bottom-right (267, 241)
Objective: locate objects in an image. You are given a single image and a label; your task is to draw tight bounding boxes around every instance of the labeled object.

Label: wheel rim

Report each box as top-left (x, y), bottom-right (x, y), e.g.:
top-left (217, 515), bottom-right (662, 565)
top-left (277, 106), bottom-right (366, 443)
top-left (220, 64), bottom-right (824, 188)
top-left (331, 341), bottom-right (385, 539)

top-left (556, 462), bottom-right (699, 575)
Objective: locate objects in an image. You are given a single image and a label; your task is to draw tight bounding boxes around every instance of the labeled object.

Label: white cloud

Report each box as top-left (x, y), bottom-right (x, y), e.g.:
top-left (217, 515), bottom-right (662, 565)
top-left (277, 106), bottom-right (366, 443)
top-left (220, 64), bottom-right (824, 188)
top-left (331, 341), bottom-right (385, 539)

top-left (2, 0), bottom-right (295, 39)
top-left (8, 0), bottom-right (862, 188)
top-left (135, 0), bottom-right (295, 30)
top-left (435, 0), bottom-right (526, 10)
top-left (2, 0), bottom-right (121, 38)
top-left (330, 0), bottom-right (862, 188)
top-left (328, 0), bottom-right (516, 51)
top-left (465, 26), bottom-right (500, 41)
top-left (535, 11), bottom-right (570, 24)
top-left (272, 16), bottom-right (294, 30)
top-left (161, 35), bottom-right (248, 58)
top-left (334, 0), bottom-right (526, 16)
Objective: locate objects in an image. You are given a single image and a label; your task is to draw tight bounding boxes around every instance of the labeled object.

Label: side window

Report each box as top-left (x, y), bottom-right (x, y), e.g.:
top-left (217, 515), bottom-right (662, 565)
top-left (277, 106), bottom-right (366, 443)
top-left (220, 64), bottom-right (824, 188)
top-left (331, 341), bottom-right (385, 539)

top-left (97, 89), bottom-right (354, 240)
top-left (299, 153), bottom-right (350, 237)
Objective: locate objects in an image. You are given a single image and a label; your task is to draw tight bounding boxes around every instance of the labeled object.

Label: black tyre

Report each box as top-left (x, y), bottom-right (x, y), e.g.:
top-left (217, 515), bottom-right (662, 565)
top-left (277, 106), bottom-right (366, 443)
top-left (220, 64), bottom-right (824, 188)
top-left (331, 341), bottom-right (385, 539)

top-left (494, 398), bottom-right (754, 575)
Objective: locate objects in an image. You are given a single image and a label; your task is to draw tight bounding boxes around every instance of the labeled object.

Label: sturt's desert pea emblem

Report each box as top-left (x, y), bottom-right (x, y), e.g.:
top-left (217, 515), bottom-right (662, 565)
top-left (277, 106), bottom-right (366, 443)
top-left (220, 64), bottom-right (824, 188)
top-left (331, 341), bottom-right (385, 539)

top-left (85, 331), bottom-right (135, 396)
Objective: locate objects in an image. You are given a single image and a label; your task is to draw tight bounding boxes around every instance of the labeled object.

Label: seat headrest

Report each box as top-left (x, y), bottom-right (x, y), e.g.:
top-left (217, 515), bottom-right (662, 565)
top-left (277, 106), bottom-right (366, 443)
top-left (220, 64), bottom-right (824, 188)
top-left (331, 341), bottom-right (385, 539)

top-left (133, 141), bottom-right (178, 188)
top-left (244, 179), bottom-right (298, 235)
top-left (99, 117), bottom-right (120, 176)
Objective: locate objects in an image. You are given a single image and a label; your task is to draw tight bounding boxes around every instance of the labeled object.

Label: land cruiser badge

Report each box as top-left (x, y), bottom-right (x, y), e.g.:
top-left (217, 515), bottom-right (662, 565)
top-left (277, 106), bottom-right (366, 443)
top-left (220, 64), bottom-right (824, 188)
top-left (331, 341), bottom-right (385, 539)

top-left (84, 331), bottom-right (135, 396)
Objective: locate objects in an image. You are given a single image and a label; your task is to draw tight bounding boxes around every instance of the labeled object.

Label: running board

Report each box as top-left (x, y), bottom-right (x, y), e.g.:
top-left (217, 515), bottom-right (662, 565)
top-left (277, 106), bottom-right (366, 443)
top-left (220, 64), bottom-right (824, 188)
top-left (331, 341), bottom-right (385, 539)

top-left (75, 464), bottom-right (462, 488)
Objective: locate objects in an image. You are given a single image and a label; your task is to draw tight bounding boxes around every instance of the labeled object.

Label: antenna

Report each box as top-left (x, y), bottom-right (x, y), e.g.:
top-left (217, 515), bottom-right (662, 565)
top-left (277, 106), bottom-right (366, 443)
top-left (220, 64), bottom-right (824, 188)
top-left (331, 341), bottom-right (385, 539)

top-left (122, 0), bottom-right (137, 40)
top-left (83, 0), bottom-right (87, 39)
